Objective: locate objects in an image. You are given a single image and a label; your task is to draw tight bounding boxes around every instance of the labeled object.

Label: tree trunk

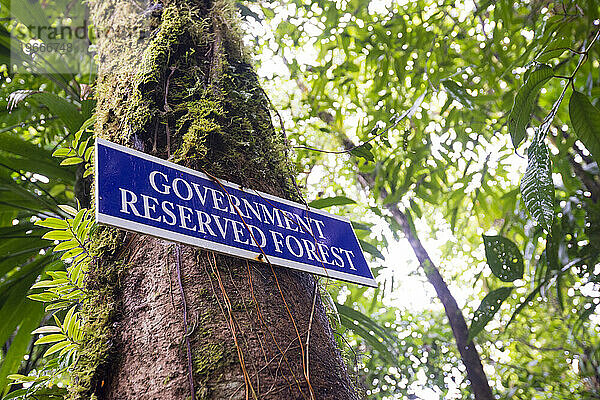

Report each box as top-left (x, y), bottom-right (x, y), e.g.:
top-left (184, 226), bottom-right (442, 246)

top-left (73, 1), bottom-right (357, 399)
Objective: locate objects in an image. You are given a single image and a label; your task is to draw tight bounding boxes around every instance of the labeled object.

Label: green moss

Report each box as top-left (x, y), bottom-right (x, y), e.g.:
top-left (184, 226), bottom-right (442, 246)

top-left (69, 228), bottom-right (129, 399)
top-left (163, 374), bottom-right (173, 386)
top-left (89, 227), bottom-right (125, 259)
top-left (135, 5), bottom-right (189, 88)
top-left (193, 343), bottom-right (226, 377)
top-left (123, 2), bottom-right (212, 145)
top-left (193, 341), bottom-right (236, 400)
top-left (69, 298), bottom-right (112, 396)
top-left (172, 99), bottom-right (223, 163)
top-left (126, 92), bottom-right (155, 137)
top-left (97, 0), bottom-right (299, 201)
top-left (231, 298), bottom-right (253, 311)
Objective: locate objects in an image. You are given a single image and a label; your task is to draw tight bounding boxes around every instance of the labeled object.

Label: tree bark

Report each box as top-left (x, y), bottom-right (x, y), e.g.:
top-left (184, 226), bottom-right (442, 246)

top-left (74, 1), bottom-right (357, 399)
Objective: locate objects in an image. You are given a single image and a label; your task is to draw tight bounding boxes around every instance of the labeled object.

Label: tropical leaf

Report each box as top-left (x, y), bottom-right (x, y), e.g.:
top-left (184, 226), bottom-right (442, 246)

top-left (520, 133), bottom-right (554, 231)
top-left (30, 326), bottom-right (62, 335)
top-left (7, 91), bottom-right (84, 133)
top-left (468, 286), bottom-right (513, 341)
top-left (0, 133), bottom-right (73, 181)
top-left (505, 280), bottom-right (545, 330)
top-left (34, 333), bottom-right (66, 345)
top-left (60, 157), bottom-right (84, 166)
top-left (42, 340), bottom-right (70, 357)
top-left (1, 386), bottom-right (68, 400)
top-left (358, 238), bottom-right (384, 260)
top-left (41, 230), bottom-right (72, 241)
top-left (52, 148), bottom-right (77, 158)
top-left (52, 117), bottom-right (96, 171)
top-left (0, 256), bottom-right (50, 346)
top-left (309, 195), bottom-right (356, 209)
top-left (336, 302), bottom-right (398, 362)
top-left (0, 301), bottom-right (44, 392)
top-left (482, 235), bottom-right (524, 282)
top-left (58, 205), bottom-right (77, 217)
top-left (350, 142), bottom-right (374, 162)
top-left (34, 218), bottom-right (69, 230)
top-left (0, 0), bottom-right (48, 31)
top-left (0, 239), bottom-right (46, 278)
top-left (507, 63), bottom-right (554, 148)
top-left (0, 132), bottom-right (53, 162)
top-left (569, 91), bottom-right (600, 166)
top-left (442, 79), bottom-right (475, 109)
top-left (0, 258), bottom-right (55, 393)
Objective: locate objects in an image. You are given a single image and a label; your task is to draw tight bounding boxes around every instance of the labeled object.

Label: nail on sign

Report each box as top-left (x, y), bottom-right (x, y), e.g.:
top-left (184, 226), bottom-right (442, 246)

top-left (95, 139), bottom-right (376, 287)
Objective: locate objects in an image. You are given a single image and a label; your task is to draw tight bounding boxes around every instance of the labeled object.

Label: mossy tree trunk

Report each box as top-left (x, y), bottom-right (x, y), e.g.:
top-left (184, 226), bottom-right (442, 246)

top-left (74, 0), bottom-right (358, 399)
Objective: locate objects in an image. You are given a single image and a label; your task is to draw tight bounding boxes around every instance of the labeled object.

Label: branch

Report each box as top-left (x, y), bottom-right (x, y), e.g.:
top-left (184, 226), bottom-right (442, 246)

top-left (354, 165), bottom-right (494, 400)
top-left (544, 28), bottom-right (600, 137)
top-left (514, 337), bottom-right (567, 352)
top-left (292, 111), bottom-right (408, 155)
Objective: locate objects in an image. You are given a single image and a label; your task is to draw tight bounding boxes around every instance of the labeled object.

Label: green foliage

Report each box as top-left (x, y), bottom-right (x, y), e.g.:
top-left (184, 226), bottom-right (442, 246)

top-left (1, 0), bottom-right (600, 399)
top-left (349, 142), bottom-right (374, 162)
top-left (520, 133), bottom-right (555, 232)
top-left (335, 302), bottom-right (399, 363)
top-left (33, 305), bottom-right (82, 358)
top-left (261, 0), bottom-right (600, 397)
top-left (507, 64), bottom-right (554, 148)
top-left (0, 301), bottom-right (44, 392)
top-left (468, 287), bottom-right (513, 342)
top-left (51, 116), bottom-right (95, 178)
top-left (569, 90), bottom-right (600, 166)
top-left (3, 202), bottom-right (95, 398)
top-left (1, 385), bottom-right (67, 400)
top-left (358, 238), bottom-right (384, 260)
top-left (442, 80), bottom-right (475, 110)
top-left (7, 91), bottom-right (84, 134)
top-left (482, 235), bottom-right (524, 282)
top-left (0, 15), bottom-right (95, 390)
top-left (309, 195), bottom-right (356, 209)
top-left (32, 207), bottom-right (94, 307)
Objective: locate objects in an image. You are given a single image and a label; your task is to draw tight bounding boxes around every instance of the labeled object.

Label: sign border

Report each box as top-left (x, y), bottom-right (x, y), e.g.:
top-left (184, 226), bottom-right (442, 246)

top-left (95, 138), bottom-right (377, 288)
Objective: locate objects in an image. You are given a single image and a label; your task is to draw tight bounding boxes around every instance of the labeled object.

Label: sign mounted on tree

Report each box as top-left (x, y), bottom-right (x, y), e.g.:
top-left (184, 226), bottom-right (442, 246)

top-left (95, 139), bottom-right (377, 287)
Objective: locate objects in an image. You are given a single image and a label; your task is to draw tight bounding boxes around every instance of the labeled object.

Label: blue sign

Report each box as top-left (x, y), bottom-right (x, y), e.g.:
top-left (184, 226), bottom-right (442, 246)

top-left (95, 139), bottom-right (376, 287)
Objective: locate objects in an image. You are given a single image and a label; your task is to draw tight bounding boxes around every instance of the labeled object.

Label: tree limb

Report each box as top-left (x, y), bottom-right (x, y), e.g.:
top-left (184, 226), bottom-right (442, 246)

top-left (348, 139), bottom-right (494, 400)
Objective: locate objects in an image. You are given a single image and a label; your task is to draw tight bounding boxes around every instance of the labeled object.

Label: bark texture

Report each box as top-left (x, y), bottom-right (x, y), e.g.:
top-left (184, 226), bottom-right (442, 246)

top-left (74, 1), bottom-right (357, 399)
